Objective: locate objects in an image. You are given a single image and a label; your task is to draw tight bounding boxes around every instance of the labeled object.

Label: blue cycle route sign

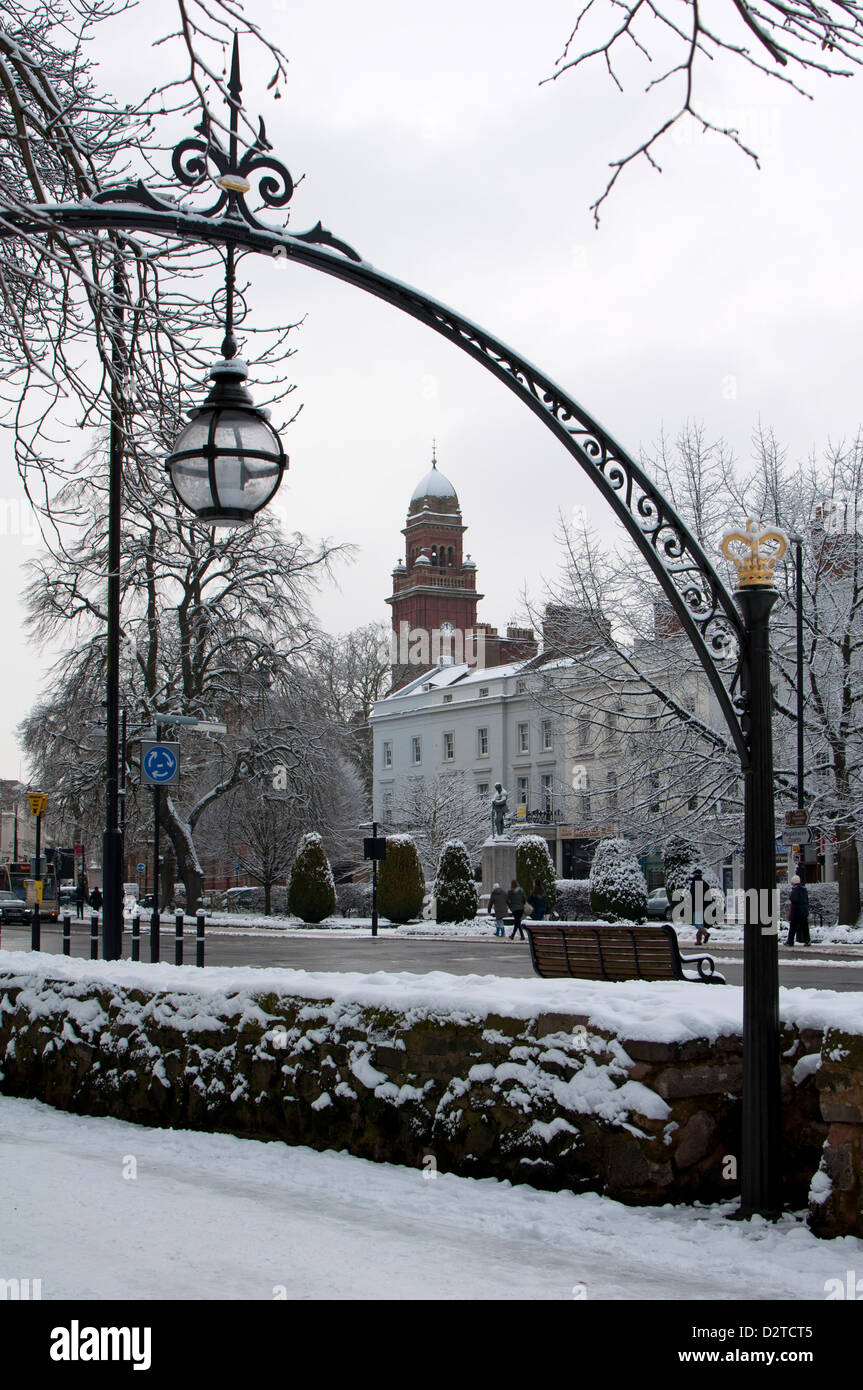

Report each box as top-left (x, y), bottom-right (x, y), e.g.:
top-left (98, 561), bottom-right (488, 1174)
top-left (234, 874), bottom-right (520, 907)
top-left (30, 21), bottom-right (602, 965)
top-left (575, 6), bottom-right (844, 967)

top-left (140, 741), bottom-right (181, 787)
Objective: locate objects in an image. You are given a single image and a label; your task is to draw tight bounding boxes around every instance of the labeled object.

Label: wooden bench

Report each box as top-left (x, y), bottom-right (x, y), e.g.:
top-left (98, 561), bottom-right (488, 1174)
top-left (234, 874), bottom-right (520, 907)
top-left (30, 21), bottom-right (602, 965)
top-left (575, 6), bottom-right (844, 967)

top-left (524, 921), bottom-right (726, 985)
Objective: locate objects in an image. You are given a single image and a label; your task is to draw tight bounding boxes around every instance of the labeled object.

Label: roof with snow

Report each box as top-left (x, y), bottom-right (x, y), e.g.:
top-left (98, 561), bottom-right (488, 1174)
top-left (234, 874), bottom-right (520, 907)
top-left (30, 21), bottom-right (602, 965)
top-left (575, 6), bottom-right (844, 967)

top-left (408, 461), bottom-right (460, 517)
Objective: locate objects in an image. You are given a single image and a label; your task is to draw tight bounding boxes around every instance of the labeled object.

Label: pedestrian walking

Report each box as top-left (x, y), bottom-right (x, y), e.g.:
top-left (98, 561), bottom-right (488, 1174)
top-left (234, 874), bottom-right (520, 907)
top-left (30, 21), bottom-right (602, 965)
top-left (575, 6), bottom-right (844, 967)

top-left (488, 882), bottom-right (508, 937)
top-left (75, 870), bottom-right (89, 920)
top-left (89, 885), bottom-right (103, 913)
top-left (507, 879), bottom-right (526, 939)
top-left (527, 879), bottom-right (548, 922)
top-left (688, 867), bottom-right (710, 945)
top-left (787, 875), bottom-right (810, 946)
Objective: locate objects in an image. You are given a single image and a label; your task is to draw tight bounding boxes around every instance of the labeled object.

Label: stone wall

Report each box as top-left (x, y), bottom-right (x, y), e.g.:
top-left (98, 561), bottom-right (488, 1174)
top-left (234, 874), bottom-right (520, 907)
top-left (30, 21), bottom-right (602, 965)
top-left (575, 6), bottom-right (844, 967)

top-left (0, 962), bottom-right (859, 1235)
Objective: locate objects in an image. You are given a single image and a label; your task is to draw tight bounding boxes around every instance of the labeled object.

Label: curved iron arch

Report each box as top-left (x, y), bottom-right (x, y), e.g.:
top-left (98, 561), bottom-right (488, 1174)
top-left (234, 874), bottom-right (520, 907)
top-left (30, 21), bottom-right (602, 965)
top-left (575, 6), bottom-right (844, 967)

top-left (1, 189), bottom-right (748, 763)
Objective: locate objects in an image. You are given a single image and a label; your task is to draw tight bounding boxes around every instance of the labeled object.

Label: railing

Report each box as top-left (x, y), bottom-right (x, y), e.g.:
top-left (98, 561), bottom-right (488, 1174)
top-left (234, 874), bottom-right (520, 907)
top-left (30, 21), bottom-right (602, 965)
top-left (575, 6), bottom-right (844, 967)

top-left (53, 911), bottom-right (207, 966)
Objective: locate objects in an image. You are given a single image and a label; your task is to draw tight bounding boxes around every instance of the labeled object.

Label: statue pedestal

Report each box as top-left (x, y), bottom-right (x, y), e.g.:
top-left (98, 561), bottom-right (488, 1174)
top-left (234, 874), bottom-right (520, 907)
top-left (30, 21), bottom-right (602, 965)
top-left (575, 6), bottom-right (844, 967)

top-left (481, 838), bottom-right (518, 897)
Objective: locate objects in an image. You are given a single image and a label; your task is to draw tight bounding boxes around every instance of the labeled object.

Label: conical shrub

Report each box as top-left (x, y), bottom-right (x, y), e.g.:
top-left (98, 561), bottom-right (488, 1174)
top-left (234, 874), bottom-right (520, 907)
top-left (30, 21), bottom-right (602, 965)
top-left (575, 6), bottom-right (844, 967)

top-left (516, 835), bottom-right (557, 909)
top-left (377, 834), bottom-right (425, 925)
top-left (434, 840), bottom-right (478, 923)
top-left (589, 837), bottom-right (648, 922)
top-left (287, 832), bottom-right (336, 924)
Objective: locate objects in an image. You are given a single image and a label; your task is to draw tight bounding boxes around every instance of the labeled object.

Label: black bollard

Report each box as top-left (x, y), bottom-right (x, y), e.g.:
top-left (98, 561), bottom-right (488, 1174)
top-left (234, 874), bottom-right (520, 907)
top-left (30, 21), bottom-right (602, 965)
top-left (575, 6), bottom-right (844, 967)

top-left (62, 914), bottom-right (71, 956)
top-left (196, 911), bottom-right (205, 968)
top-left (174, 911), bottom-right (184, 966)
top-left (131, 912), bottom-right (141, 963)
top-left (31, 901), bottom-right (41, 952)
top-left (90, 914), bottom-right (99, 960)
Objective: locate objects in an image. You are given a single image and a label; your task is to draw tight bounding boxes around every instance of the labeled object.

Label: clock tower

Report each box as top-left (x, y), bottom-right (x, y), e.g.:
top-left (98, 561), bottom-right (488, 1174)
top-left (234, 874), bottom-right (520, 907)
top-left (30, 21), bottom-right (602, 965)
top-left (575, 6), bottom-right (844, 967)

top-left (387, 453), bottom-right (483, 689)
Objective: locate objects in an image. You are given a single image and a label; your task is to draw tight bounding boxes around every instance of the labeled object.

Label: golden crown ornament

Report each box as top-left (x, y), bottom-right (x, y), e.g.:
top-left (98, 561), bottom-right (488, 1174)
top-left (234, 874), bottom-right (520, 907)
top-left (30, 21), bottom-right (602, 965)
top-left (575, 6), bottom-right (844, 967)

top-left (720, 520), bottom-right (788, 588)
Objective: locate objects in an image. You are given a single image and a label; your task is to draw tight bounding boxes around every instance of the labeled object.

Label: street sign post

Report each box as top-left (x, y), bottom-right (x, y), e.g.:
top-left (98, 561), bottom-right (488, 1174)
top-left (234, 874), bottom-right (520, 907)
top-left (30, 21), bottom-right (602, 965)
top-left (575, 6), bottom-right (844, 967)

top-left (27, 791), bottom-right (47, 949)
top-left (785, 809), bottom-right (809, 829)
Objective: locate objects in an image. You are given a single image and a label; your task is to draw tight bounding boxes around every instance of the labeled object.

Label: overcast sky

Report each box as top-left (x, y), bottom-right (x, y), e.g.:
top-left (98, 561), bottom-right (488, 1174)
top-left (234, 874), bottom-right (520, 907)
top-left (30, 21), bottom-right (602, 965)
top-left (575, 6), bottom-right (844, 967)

top-left (2, 0), bottom-right (863, 776)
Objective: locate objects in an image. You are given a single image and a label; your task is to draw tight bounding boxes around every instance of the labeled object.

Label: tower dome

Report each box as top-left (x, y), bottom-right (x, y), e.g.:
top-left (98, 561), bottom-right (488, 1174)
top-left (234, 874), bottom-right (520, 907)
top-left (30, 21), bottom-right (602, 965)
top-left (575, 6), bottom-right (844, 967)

top-left (408, 459), bottom-right (460, 517)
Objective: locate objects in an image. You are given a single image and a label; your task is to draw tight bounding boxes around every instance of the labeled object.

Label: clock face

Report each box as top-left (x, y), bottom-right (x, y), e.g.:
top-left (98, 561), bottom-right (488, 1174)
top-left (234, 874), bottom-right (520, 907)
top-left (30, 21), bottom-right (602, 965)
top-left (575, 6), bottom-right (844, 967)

top-left (440, 620), bottom-right (455, 633)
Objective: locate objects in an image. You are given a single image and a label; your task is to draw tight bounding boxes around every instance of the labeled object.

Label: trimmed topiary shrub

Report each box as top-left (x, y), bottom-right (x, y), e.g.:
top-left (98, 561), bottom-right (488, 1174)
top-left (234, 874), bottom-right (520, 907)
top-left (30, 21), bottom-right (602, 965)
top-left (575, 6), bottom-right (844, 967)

top-left (554, 879), bottom-right (592, 920)
top-left (589, 838), bottom-right (648, 922)
top-left (434, 840), bottom-right (479, 923)
top-left (287, 832), bottom-right (337, 924)
top-left (516, 835), bottom-right (557, 909)
top-left (377, 834), bottom-right (425, 925)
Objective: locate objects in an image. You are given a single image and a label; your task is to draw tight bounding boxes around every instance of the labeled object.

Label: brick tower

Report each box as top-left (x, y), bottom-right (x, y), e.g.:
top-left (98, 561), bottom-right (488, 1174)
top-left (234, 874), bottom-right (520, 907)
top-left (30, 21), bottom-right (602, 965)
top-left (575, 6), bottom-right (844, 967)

top-left (387, 454), bottom-right (483, 689)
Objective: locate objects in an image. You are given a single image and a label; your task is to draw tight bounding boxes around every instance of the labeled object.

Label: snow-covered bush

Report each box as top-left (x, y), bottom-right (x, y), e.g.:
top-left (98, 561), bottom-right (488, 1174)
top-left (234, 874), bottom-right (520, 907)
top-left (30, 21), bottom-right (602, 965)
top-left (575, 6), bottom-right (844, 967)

top-left (287, 833), bottom-right (336, 924)
top-left (554, 879), bottom-right (592, 920)
top-left (516, 836), bottom-right (557, 909)
top-left (434, 840), bottom-right (478, 923)
top-left (662, 833), bottom-right (723, 924)
top-left (589, 838), bottom-right (648, 922)
top-left (335, 881), bottom-right (373, 917)
top-left (377, 834), bottom-right (425, 924)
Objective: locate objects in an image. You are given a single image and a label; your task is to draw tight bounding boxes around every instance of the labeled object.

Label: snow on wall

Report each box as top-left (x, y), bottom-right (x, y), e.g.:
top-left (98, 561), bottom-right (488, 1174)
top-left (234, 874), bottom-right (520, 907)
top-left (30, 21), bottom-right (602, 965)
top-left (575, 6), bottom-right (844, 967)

top-left (1, 951), bottom-right (858, 1228)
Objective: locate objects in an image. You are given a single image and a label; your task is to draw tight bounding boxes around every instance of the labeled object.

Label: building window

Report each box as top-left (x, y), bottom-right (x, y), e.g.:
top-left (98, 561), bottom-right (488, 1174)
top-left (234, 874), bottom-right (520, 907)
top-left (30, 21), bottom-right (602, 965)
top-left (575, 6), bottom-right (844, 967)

top-left (412, 736), bottom-right (422, 765)
top-left (443, 693), bottom-right (453, 703)
top-left (383, 741), bottom-right (392, 769)
top-left (542, 719), bottom-right (553, 751)
top-left (479, 686), bottom-right (489, 699)
top-left (688, 793), bottom-right (698, 810)
top-left (578, 716), bottom-right (590, 748)
top-left (542, 774), bottom-right (554, 815)
top-left (649, 771), bottom-right (660, 812)
top-left (477, 782), bottom-right (489, 800)
top-left (443, 731), bottom-right (454, 762)
top-left (683, 693), bottom-right (696, 714)
top-left (517, 776), bottom-right (529, 806)
top-left (607, 772), bottom-right (617, 811)
top-left (477, 727), bottom-right (489, 756)
top-left (517, 722), bottom-right (529, 753)
top-left (516, 678), bottom-right (527, 694)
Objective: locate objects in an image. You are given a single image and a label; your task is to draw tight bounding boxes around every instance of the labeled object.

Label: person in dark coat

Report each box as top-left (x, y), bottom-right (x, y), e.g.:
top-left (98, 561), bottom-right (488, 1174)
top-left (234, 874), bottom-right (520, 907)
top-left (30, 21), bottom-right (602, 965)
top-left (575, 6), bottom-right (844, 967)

top-left (75, 871), bottom-right (89, 920)
top-left (89, 885), bottom-right (103, 912)
top-left (787, 875), bottom-right (810, 946)
top-left (528, 879), bottom-right (548, 922)
top-left (507, 879), bottom-right (527, 940)
top-left (688, 867), bottom-right (710, 945)
top-left (488, 882), bottom-right (508, 937)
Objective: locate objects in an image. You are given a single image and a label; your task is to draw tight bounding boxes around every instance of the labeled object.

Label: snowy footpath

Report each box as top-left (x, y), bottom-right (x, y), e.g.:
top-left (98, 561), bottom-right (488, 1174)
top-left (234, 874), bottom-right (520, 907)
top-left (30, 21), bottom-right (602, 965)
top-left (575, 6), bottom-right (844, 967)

top-left (2, 1093), bottom-right (860, 1301)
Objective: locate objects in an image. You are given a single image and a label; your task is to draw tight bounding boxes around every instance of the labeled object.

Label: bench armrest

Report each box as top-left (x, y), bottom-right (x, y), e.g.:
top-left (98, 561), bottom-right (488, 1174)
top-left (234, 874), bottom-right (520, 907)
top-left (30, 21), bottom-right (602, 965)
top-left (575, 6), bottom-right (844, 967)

top-left (679, 951), bottom-right (726, 985)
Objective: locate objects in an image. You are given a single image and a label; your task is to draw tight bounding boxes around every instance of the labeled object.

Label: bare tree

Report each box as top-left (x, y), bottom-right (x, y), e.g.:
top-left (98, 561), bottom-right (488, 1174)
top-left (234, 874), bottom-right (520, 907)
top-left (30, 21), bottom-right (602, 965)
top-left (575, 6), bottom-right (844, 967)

top-left (534, 421), bottom-right (863, 920)
top-left (544, 1), bottom-right (863, 222)
top-left (305, 623), bottom-right (391, 802)
top-left (393, 772), bottom-right (490, 878)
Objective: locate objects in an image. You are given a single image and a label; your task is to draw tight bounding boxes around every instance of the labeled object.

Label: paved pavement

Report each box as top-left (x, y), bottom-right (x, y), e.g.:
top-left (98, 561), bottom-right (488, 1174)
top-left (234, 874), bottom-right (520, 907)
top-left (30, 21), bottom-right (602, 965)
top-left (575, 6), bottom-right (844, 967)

top-left (3, 922), bottom-right (863, 990)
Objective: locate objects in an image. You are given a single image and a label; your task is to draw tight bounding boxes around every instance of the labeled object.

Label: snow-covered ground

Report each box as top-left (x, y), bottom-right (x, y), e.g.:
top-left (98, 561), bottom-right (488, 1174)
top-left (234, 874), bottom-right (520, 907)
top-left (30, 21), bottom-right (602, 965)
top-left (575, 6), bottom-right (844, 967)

top-left (1, 1093), bottom-right (858, 1301)
top-left (180, 910), bottom-right (863, 949)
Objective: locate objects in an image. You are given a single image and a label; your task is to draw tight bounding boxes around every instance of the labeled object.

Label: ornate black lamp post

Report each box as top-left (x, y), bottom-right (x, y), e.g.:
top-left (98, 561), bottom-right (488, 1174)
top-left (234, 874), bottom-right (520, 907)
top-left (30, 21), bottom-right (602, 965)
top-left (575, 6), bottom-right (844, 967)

top-left (1, 34), bottom-right (795, 1217)
top-left (721, 520), bottom-right (789, 1218)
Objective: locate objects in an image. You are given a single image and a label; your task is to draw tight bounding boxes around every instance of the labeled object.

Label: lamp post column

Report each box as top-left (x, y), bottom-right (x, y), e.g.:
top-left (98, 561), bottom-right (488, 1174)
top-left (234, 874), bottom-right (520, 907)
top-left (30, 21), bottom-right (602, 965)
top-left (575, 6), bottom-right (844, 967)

top-left (736, 583), bottom-right (782, 1218)
top-left (102, 258), bottom-right (126, 961)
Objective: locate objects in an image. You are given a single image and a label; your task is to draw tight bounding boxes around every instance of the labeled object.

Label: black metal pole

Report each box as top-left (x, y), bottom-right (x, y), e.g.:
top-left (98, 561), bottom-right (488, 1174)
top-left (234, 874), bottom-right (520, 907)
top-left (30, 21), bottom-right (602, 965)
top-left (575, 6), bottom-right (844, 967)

top-left (151, 783), bottom-right (161, 963)
top-left (795, 538), bottom-right (805, 814)
top-left (736, 585), bottom-right (782, 1219)
top-left (31, 811), bottom-right (42, 950)
top-left (196, 910), bottom-right (206, 967)
top-left (371, 819), bottom-right (379, 938)
top-left (102, 258), bottom-right (126, 961)
top-left (62, 913), bottom-right (71, 956)
top-left (174, 911), bottom-right (184, 966)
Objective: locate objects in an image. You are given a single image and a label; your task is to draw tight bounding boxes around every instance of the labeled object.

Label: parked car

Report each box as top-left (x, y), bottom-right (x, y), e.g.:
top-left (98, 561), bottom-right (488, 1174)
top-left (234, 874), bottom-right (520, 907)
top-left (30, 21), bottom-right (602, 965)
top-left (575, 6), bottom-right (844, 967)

top-left (0, 890), bottom-right (31, 924)
top-left (646, 887), bottom-right (672, 921)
